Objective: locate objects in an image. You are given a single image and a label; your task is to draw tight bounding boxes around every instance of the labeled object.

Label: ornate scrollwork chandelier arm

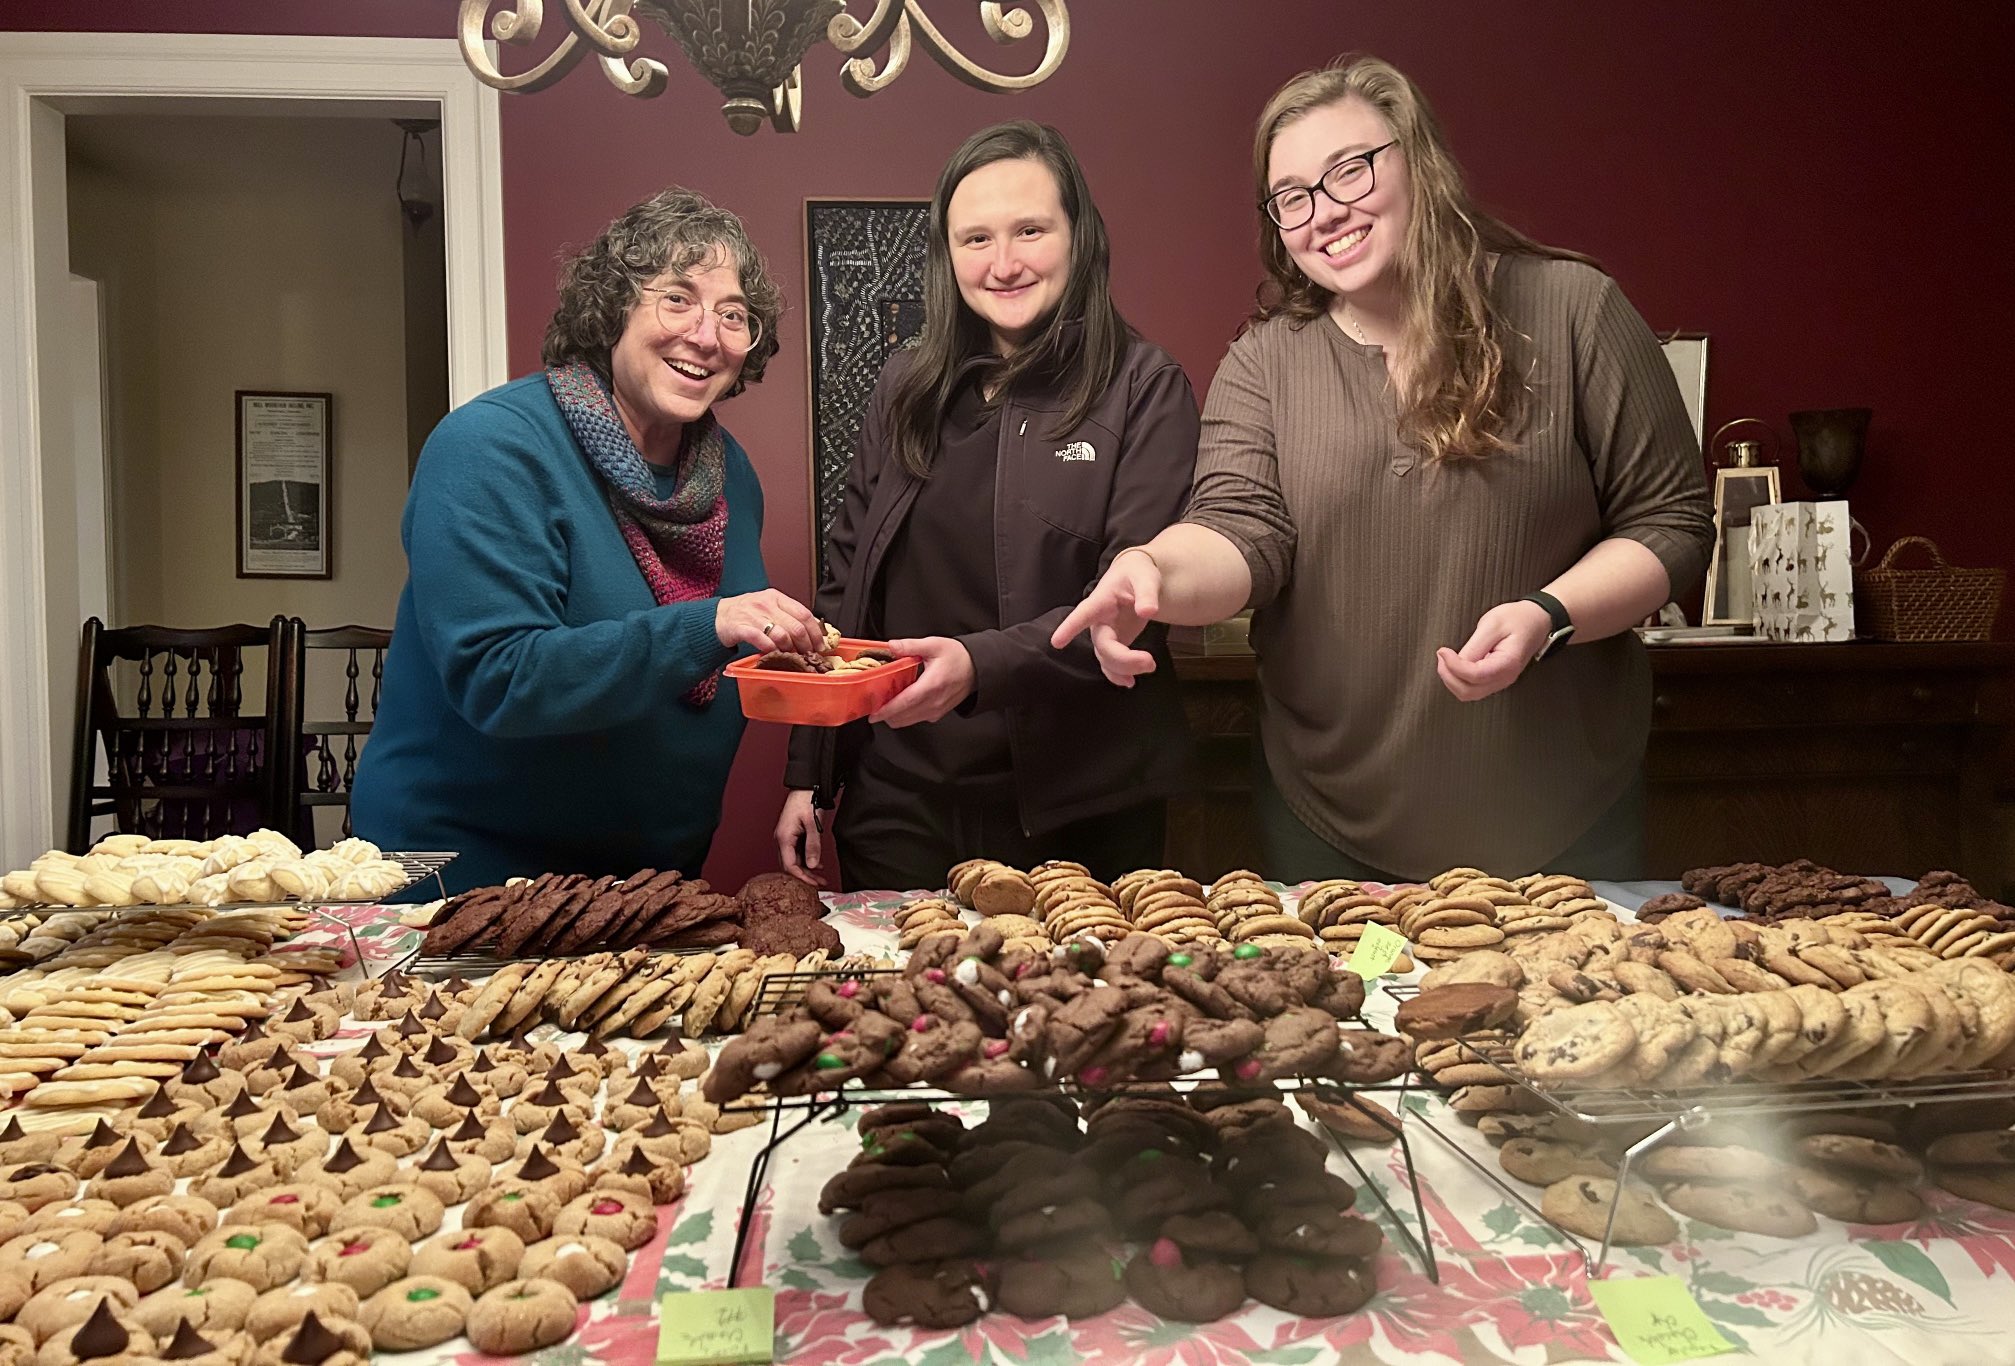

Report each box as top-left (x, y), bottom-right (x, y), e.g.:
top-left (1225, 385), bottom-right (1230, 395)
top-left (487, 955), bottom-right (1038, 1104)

top-left (905, 2), bottom-right (1071, 93)
top-left (459, 0), bottom-right (667, 95)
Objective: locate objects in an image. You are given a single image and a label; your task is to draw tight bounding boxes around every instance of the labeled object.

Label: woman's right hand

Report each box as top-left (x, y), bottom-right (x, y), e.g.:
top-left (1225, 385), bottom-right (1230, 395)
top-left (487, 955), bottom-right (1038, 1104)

top-left (775, 788), bottom-right (825, 886)
top-left (1050, 548), bottom-right (1162, 686)
top-left (716, 589), bottom-right (823, 654)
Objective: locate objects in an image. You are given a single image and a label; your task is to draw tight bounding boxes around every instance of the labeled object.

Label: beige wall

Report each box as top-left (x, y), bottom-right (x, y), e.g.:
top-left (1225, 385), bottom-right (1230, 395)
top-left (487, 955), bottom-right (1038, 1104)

top-left (65, 114), bottom-right (436, 843)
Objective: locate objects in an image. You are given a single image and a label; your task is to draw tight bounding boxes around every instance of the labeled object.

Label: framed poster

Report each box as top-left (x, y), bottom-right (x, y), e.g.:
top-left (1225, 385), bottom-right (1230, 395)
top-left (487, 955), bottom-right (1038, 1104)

top-left (237, 390), bottom-right (332, 579)
top-left (804, 198), bottom-right (929, 585)
top-left (1658, 332), bottom-right (1710, 452)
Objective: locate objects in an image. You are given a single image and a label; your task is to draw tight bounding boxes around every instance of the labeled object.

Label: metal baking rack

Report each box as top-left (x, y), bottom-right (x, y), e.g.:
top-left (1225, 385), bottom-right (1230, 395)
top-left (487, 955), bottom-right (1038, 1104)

top-left (717, 967), bottom-right (1439, 1289)
top-left (1406, 1029), bottom-right (2015, 1276)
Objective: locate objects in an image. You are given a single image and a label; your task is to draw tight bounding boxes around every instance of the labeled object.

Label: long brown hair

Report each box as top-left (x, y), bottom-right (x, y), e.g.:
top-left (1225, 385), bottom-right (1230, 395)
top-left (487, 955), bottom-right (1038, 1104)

top-left (1252, 56), bottom-right (1595, 462)
top-left (887, 121), bottom-right (1130, 477)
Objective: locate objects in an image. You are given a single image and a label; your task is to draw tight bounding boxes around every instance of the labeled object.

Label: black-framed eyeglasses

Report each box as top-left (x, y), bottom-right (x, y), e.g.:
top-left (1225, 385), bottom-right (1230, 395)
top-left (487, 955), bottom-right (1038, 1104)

top-left (642, 285), bottom-right (762, 352)
top-left (1263, 141), bottom-right (1398, 230)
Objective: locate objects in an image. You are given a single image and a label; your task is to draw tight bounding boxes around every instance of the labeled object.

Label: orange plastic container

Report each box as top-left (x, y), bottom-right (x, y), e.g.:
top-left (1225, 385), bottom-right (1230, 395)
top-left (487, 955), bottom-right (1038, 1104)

top-left (726, 638), bottom-right (920, 726)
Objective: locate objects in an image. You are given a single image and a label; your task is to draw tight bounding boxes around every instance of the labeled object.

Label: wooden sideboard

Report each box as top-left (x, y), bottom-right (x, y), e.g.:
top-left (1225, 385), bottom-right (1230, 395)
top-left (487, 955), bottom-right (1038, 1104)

top-left (1168, 641), bottom-right (2015, 892)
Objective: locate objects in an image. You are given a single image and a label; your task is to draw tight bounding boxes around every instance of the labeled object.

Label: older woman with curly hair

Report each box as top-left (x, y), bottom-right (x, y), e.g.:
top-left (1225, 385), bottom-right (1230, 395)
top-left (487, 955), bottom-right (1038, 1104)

top-left (352, 187), bottom-right (819, 892)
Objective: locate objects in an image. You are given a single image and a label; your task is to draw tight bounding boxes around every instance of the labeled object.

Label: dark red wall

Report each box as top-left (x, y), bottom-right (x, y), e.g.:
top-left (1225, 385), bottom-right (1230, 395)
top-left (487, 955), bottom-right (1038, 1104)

top-left (12, 3), bottom-right (2013, 887)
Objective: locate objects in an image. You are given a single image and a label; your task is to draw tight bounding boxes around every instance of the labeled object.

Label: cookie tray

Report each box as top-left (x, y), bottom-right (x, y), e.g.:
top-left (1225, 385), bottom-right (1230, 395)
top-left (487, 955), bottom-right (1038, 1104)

top-left (722, 1069), bottom-right (1441, 1291)
top-left (389, 938), bottom-right (723, 980)
top-left (1406, 1027), bottom-right (2015, 1276)
top-left (0, 850), bottom-right (458, 917)
top-left (717, 966), bottom-right (1442, 1288)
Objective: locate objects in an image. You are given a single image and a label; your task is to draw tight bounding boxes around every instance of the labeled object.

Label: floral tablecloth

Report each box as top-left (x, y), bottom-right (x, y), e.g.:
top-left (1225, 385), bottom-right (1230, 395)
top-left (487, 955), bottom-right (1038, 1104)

top-left (308, 885), bottom-right (2015, 1366)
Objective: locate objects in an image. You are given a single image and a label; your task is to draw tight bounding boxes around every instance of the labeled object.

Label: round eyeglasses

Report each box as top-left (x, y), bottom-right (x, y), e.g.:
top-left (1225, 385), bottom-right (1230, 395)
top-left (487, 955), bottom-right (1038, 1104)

top-left (1263, 141), bottom-right (1398, 230)
top-left (644, 285), bottom-right (761, 352)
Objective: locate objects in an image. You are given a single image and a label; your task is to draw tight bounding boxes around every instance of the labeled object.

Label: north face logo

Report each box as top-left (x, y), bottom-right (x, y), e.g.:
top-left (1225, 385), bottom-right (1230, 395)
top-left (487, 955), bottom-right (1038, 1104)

top-left (1055, 441), bottom-right (1097, 463)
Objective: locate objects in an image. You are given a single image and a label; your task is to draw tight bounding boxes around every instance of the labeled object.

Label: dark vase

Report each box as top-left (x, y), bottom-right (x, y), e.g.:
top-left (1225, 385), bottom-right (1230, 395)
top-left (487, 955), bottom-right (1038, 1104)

top-left (1790, 407), bottom-right (1871, 498)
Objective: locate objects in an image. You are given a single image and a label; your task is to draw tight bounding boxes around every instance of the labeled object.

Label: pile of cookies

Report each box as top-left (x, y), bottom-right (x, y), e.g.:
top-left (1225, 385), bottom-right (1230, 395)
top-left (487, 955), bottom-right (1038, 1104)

top-left (828, 1091), bottom-right (1382, 1329)
top-left (706, 924), bottom-right (1409, 1103)
top-left (0, 907), bottom-right (335, 1127)
top-left (0, 830), bottom-right (409, 910)
top-left (1678, 860), bottom-right (1894, 919)
top-left (1299, 870), bottom-right (1606, 966)
top-left (420, 869), bottom-right (743, 957)
top-left (0, 971), bottom-right (743, 1359)
top-left (395, 943), bottom-right (889, 1042)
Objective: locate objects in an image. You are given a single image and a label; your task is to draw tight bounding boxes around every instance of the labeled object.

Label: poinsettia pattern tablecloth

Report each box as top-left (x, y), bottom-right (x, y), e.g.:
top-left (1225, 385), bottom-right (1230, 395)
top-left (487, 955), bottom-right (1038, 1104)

top-left (322, 887), bottom-right (2015, 1366)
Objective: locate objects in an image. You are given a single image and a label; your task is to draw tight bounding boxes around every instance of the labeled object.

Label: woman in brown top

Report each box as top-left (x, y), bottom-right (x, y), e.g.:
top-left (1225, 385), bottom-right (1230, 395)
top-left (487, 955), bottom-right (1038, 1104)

top-left (1054, 56), bottom-right (1712, 881)
top-left (776, 121), bottom-right (1198, 891)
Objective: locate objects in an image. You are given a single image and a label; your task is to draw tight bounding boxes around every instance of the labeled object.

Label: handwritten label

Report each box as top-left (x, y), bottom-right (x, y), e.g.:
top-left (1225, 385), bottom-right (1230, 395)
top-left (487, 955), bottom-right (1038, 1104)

top-left (657, 1288), bottom-right (774, 1366)
top-left (1346, 922), bottom-right (1410, 979)
top-left (1588, 1276), bottom-right (1735, 1364)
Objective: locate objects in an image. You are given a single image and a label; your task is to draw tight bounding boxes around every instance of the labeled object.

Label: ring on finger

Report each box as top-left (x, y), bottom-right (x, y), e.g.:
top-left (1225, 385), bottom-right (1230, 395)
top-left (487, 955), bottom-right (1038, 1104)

top-left (761, 621), bottom-right (777, 637)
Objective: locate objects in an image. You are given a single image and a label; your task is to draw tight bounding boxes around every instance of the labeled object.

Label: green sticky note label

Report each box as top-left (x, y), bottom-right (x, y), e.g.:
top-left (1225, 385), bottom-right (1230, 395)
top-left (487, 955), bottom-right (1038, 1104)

top-left (657, 1288), bottom-right (774, 1366)
top-left (1346, 923), bottom-right (1410, 979)
top-left (1589, 1276), bottom-right (1736, 1364)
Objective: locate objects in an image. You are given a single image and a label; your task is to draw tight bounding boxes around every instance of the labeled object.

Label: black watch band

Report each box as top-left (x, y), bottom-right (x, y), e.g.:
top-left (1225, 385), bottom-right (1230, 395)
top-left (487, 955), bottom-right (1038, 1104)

top-left (1520, 590), bottom-right (1575, 662)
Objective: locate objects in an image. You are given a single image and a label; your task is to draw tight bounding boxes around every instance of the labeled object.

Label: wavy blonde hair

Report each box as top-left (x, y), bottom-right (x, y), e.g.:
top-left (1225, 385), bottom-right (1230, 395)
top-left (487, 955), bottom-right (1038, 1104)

top-left (1253, 56), bottom-right (1594, 462)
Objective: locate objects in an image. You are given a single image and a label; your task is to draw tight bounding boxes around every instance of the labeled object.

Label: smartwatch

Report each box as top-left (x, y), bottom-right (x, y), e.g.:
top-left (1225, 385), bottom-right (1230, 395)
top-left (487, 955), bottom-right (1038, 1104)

top-left (1520, 590), bottom-right (1575, 663)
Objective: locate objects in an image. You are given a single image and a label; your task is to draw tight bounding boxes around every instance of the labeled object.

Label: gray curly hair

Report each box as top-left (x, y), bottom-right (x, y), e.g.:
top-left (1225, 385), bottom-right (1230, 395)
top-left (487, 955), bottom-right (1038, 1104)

top-left (541, 186), bottom-right (783, 397)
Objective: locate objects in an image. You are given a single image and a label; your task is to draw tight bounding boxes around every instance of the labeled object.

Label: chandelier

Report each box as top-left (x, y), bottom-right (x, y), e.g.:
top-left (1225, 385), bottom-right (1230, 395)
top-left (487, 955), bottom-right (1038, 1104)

top-left (456, 1), bottom-right (1071, 135)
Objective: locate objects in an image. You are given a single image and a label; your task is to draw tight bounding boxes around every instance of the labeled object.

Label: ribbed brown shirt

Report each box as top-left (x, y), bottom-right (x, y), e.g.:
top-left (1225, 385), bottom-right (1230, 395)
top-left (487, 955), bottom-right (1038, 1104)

top-left (1185, 255), bottom-right (1712, 877)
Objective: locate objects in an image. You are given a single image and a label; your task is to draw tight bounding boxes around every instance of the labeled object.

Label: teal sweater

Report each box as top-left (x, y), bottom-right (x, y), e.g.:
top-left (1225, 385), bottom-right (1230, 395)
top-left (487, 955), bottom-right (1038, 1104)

top-left (350, 374), bottom-right (762, 894)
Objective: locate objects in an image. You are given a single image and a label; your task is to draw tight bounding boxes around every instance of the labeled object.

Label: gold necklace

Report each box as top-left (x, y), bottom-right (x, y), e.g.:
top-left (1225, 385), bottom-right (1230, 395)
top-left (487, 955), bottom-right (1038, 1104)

top-left (1342, 305), bottom-right (1370, 346)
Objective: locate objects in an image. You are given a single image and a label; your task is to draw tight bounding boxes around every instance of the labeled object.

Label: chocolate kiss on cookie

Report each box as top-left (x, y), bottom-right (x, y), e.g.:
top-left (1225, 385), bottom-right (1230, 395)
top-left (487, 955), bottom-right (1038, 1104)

top-left (8, 1163), bottom-right (62, 1182)
top-left (640, 1110), bottom-right (678, 1139)
top-left (0, 1116), bottom-right (26, 1142)
top-left (217, 1142), bottom-right (262, 1178)
top-left (83, 1117), bottom-right (123, 1150)
top-left (351, 1079), bottom-right (390, 1110)
top-left (447, 1114), bottom-right (488, 1143)
top-left (323, 1138), bottom-right (369, 1174)
top-left (163, 1319), bottom-right (221, 1361)
top-left (542, 1113), bottom-right (582, 1147)
top-left (362, 1105), bottom-right (403, 1136)
top-left (469, 1050), bottom-right (495, 1075)
top-left (517, 1146), bottom-right (562, 1182)
top-left (262, 1113), bottom-right (302, 1145)
top-left (240, 1019), bottom-right (268, 1043)
top-left (266, 1045), bottom-right (299, 1074)
top-left (419, 1141), bottom-right (461, 1173)
top-left (282, 1310), bottom-right (347, 1365)
top-left (103, 1137), bottom-right (155, 1178)
top-left (623, 1079), bottom-right (658, 1107)
top-left (284, 1062), bottom-right (320, 1089)
top-left (182, 1052), bottom-right (224, 1084)
top-left (444, 975), bottom-right (473, 995)
top-left (547, 1056), bottom-right (579, 1084)
top-left (284, 998), bottom-right (317, 1024)
top-left (424, 1037), bottom-right (461, 1069)
top-left (443, 1076), bottom-right (484, 1109)
top-left (355, 1035), bottom-right (389, 1064)
top-left (162, 1123), bottom-right (206, 1157)
top-left (397, 1009), bottom-right (425, 1037)
top-left (224, 1091), bottom-right (263, 1121)
top-left (389, 1054), bottom-right (426, 1082)
top-left (576, 1037), bottom-right (609, 1059)
top-left (620, 1147), bottom-right (657, 1177)
top-left (419, 992), bottom-right (448, 1021)
top-left (633, 1054), bottom-right (662, 1081)
top-left (72, 1299), bottom-right (132, 1358)
top-left (527, 1080), bottom-right (569, 1107)
top-left (137, 1088), bottom-right (179, 1120)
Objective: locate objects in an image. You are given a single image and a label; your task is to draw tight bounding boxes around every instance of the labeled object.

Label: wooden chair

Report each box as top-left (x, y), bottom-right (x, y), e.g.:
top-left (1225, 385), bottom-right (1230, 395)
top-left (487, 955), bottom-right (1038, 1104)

top-left (67, 616), bottom-right (300, 852)
top-left (290, 622), bottom-right (392, 844)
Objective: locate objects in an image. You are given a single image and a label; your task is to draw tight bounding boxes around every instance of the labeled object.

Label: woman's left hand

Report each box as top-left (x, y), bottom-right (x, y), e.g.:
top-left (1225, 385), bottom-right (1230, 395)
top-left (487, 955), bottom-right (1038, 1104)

top-left (1436, 600), bottom-right (1553, 702)
top-left (871, 636), bottom-right (975, 727)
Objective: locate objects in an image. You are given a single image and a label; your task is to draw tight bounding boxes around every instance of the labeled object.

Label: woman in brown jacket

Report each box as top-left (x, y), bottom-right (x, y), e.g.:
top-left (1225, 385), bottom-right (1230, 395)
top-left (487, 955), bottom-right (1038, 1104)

top-left (1055, 56), bottom-right (1712, 883)
top-left (775, 121), bottom-right (1198, 891)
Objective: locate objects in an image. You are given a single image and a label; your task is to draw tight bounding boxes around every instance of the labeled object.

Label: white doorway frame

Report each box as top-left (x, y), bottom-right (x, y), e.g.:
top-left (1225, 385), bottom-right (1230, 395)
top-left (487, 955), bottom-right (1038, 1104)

top-left (0, 33), bottom-right (507, 866)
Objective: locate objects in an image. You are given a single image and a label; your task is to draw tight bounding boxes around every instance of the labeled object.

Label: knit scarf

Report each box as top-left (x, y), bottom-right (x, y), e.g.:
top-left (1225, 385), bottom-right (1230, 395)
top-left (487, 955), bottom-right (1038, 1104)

top-left (547, 361), bottom-right (728, 706)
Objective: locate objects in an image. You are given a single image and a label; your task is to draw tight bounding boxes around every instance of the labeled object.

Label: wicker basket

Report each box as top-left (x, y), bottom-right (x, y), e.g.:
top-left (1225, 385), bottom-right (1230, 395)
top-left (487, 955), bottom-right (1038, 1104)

top-left (1855, 536), bottom-right (2005, 641)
